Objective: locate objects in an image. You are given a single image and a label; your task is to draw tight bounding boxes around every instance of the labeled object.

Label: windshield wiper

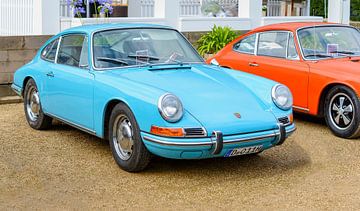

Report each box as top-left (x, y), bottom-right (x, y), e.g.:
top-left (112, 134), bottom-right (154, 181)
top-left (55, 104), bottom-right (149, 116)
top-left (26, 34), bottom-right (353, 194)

top-left (330, 51), bottom-right (355, 55)
top-left (305, 54), bottom-right (333, 58)
top-left (96, 57), bottom-right (128, 65)
top-left (128, 54), bottom-right (160, 61)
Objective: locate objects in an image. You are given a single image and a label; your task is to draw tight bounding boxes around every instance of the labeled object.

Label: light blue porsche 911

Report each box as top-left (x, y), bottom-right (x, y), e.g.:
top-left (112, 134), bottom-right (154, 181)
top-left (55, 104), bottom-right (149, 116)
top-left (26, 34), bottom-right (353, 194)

top-left (12, 23), bottom-right (295, 172)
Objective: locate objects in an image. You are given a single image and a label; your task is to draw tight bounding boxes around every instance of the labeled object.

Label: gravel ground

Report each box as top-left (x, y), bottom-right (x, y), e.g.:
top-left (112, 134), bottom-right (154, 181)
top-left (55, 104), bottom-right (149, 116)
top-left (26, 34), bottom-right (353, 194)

top-left (1, 103), bottom-right (360, 210)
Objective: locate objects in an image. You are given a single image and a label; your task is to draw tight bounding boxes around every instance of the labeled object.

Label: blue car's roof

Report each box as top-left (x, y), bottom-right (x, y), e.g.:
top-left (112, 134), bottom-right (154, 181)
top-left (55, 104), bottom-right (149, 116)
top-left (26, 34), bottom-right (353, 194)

top-left (61, 23), bottom-right (172, 34)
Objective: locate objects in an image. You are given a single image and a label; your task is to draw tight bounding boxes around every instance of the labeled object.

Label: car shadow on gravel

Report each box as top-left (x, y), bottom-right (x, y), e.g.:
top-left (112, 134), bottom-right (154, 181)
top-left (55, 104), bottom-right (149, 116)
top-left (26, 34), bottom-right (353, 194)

top-left (145, 141), bottom-right (311, 177)
top-left (50, 120), bottom-right (311, 177)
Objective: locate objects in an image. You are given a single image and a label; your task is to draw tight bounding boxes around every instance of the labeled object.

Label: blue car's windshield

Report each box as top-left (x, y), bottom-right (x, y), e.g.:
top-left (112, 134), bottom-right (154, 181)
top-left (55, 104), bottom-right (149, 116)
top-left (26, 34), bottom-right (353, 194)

top-left (93, 28), bottom-right (204, 69)
top-left (298, 26), bottom-right (360, 59)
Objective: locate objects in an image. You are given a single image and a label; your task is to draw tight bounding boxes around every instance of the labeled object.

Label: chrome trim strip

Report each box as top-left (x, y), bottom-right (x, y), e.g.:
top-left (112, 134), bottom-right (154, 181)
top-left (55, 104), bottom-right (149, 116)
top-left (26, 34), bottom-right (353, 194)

top-left (293, 106), bottom-right (310, 112)
top-left (11, 84), bottom-right (22, 96)
top-left (143, 126), bottom-right (295, 147)
top-left (143, 136), bottom-right (212, 146)
top-left (45, 113), bottom-right (97, 136)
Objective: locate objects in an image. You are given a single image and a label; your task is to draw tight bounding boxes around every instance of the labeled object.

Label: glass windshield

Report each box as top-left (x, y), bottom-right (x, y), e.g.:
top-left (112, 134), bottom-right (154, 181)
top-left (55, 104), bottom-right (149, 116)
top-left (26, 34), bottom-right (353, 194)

top-left (93, 28), bottom-right (203, 69)
top-left (298, 26), bottom-right (360, 59)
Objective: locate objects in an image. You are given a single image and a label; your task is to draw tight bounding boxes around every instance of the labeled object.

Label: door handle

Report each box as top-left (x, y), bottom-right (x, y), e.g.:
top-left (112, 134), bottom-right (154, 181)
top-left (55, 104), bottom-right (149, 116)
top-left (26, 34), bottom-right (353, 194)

top-left (46, 71), bottom-right (54, 77)
top-left (249, 62), bottom-right (259, 67)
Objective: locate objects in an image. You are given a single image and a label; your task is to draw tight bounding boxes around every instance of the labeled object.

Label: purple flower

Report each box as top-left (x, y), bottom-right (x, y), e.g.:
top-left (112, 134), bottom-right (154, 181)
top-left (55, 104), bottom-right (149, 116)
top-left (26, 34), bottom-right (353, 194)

top-left (74, 6), bottom-right (86, 14)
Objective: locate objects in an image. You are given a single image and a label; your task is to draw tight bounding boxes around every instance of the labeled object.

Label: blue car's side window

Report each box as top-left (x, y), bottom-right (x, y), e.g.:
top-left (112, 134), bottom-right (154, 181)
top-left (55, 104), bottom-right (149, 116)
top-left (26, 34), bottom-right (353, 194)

top-left (41, 38), bottom-right (59, 62)
top-left (57, 34), bottom-right (87, 68)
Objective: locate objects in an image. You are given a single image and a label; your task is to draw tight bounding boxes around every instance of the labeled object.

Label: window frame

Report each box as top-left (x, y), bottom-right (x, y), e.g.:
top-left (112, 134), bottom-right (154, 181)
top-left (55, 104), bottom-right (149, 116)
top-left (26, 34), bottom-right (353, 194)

top-left (233, 30), bottom-right (300, 61)
top-left (296, 25), bottom-right (360, 61)
top-left (40, 38), bottom-right (60, 63)
top-left (91, 27), bottom-right (205, 71)
top-left (232, 34), bottom-right (258, 55)
top-left (55, 32), bottom-right (89, 69)
top-left (256, 30), bottom-right (295, 59)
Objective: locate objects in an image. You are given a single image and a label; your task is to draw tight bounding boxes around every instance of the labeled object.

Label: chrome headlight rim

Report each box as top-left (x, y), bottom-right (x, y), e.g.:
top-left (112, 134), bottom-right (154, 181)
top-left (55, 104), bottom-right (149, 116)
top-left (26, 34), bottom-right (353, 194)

top-left (158, 93), bottom-right (184, 123)
top-left (271, 84), bottom-right (293, 111)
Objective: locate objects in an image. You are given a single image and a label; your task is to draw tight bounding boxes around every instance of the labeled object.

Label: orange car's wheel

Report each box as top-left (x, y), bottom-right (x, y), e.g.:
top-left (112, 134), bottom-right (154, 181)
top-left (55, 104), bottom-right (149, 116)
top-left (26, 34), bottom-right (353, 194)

top-left (324, 86), bottom-right (360, 139)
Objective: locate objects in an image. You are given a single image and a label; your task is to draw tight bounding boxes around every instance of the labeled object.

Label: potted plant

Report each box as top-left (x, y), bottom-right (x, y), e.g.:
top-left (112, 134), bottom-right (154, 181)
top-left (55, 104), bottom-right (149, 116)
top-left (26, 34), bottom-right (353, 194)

top-left (197, 25), bottom-right (238, 59)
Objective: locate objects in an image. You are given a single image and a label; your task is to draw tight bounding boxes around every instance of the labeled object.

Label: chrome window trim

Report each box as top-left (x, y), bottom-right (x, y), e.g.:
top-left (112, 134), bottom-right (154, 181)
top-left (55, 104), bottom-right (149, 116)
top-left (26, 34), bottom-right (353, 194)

top-left (54, 36), bottom-right (62, 64)
top-left (55, 33), bottom-right (89, 69)
top-left (90, 27), bottom-right (205, 71)
top-left (40, 38), bottom-right (60, 63)
top-left (296, 24), bottom-right (360, 61)
top-left (233, 33), bottom-right (257, 55)
top-left (256, 30), bottom-right (291, 59)
top-left (286, 32), bottom-right (300, 61)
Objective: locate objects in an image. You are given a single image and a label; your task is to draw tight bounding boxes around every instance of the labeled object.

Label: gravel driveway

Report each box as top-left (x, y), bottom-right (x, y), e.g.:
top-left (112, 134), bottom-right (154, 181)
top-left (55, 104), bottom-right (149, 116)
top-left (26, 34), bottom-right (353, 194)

top-left (1, 103), bottom-right (360, 209)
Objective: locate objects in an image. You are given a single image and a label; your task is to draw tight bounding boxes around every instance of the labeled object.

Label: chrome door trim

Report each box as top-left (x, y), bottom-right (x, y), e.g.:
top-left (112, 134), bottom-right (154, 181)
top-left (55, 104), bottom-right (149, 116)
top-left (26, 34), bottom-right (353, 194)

top-left (293, 106), bottom-right (310, 112)
top-left (45, 112), bottom-right (97, 136)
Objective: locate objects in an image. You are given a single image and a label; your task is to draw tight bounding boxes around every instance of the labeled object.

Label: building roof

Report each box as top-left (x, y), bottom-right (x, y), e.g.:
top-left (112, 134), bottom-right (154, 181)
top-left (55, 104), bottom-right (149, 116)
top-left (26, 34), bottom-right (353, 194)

top-left (61, 23), bottom-right (172, 34)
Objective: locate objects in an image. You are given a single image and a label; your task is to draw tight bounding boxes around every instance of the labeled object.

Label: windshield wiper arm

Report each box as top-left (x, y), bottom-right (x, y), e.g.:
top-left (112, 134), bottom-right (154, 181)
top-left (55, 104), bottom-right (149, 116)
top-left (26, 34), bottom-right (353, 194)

top-left (96, 57), bottom-right (128, 65)
top-left (330, 51), bottom-right (355, 55)
top-left (305, 54), bottom-right (333, 58)
top-left (128, 54), bottom-right (160, 60)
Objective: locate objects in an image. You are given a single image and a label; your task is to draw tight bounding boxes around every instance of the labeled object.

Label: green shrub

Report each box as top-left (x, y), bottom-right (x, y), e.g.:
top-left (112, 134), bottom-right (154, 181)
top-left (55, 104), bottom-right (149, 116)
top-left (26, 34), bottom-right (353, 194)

top-left (197, 25), bottom-right (238, 56)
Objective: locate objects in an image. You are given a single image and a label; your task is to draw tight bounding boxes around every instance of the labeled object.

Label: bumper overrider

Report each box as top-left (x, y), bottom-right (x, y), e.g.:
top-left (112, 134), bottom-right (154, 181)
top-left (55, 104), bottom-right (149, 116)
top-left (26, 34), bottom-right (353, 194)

top-left (141, 123), bottom-right (296, 159)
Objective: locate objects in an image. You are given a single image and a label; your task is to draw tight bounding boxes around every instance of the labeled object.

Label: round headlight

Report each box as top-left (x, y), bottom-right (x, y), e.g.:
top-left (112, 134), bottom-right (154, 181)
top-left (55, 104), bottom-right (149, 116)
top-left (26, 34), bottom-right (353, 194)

top-left (158, 93), bottom-right (184, 122)
top-left (272, 84), bottom-right (293, 110)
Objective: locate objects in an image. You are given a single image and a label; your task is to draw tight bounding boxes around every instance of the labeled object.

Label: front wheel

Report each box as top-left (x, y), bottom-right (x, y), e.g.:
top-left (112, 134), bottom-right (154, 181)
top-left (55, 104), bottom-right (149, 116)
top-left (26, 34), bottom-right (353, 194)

top-left (324, 86), bottom-right (360, 139)
top-left (108, 103), bottom-right (151, 172)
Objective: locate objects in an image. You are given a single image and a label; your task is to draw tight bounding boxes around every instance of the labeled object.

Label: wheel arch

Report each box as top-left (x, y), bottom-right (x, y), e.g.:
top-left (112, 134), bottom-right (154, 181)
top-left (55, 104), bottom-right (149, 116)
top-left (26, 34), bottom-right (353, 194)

top-left (102, 99), bottom-right (134, 140)
top-left (317, 82), bottom-right (357, 117)
top-left (22, 76), bottom-right (34, 97)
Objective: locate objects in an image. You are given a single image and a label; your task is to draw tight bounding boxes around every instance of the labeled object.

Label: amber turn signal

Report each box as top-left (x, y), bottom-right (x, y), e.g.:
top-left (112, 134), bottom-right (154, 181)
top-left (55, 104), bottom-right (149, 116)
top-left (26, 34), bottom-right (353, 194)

top-left (289, 114), bottom-right (294, 124)
top-left (150, 126), bottom-right (184, 137)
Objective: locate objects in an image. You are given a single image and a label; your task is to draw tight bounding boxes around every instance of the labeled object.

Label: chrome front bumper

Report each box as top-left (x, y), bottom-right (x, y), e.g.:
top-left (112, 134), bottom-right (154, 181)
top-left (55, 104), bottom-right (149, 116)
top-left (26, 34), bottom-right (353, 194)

top-left (142, 124), bottom-right (296, 159)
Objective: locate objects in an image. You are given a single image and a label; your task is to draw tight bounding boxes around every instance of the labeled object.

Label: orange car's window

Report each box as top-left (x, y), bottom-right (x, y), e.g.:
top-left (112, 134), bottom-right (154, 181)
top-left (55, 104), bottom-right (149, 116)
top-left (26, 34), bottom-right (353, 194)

top-left (287, 33), bottom-right (299, 60)
top-left (258, 32), bottom-right (288, 58)
top-left (233, 34), bottom-right (256, 55)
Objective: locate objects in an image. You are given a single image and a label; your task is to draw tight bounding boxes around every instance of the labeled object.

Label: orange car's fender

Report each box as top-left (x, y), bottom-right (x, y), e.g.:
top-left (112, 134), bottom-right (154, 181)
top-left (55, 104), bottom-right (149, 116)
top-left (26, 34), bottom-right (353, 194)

top-left (308, 74), bottom-right (359, 116)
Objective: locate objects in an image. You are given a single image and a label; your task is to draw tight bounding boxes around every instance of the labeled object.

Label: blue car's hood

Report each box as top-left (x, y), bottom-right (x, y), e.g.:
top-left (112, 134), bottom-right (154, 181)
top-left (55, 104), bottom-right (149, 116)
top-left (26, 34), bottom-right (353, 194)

top-left (109, 64), bottom-right (278, 135)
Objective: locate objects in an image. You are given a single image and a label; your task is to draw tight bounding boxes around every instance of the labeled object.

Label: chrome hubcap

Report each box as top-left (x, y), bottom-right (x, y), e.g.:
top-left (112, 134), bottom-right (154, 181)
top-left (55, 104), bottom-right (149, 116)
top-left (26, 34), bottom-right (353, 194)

top-left (112, 115), bottom-right (134, 161)
top-left (26, 87), bottom-right (40, 122)
top-left (329, 93), bottom-right (354, 130)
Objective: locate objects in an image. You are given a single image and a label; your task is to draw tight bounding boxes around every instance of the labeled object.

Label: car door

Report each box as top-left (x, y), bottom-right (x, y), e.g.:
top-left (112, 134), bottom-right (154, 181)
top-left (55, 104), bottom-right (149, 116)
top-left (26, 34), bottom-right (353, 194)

top-left (248, 31), bottom-right (310, 109)
top-left (220, 34), bottom-right (257, 71)
top-left (44, 34), bottom-right (94, 131)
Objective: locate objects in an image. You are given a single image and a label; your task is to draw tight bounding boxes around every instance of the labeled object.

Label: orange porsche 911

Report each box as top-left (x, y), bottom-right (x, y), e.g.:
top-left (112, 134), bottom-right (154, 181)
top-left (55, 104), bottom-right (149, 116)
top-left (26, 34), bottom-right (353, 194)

top-left (208, 22), bottom-right (360, 138)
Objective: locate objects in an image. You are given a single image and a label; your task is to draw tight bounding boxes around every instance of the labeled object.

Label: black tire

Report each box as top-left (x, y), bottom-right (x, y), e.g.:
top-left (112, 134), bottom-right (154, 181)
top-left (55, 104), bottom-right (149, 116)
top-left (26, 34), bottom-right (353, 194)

top-left (108, 103), bottom-right (151, 172)
top-left (23, 79), bottom-right (52, 130)
top-left (324, 85), bottom-right (360, 139)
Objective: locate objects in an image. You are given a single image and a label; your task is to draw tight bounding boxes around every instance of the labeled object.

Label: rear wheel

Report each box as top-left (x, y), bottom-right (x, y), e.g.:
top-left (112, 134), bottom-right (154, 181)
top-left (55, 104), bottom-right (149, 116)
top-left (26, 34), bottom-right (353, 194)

top-left (108, 103), bottom-right (151, 172)
top-left (23, 79), bottom-right (52, 130)
top-left (324, 86), bottom-right (360, 138)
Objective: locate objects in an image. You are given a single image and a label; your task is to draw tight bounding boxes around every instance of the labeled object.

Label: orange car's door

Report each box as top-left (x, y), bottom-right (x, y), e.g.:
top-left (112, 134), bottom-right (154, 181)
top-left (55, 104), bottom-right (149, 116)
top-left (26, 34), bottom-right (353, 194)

top-left (221, 34), bottom-right (257, 72)
top-left (248, 31), bottom-right (310, 109)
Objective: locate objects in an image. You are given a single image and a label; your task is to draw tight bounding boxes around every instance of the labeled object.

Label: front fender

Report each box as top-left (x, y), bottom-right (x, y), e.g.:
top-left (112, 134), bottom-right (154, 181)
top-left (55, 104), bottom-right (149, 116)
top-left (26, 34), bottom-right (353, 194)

top-left (220, 67), bottom-right (293, 118)
top-left (93, 71), bottom-right (203, 138)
